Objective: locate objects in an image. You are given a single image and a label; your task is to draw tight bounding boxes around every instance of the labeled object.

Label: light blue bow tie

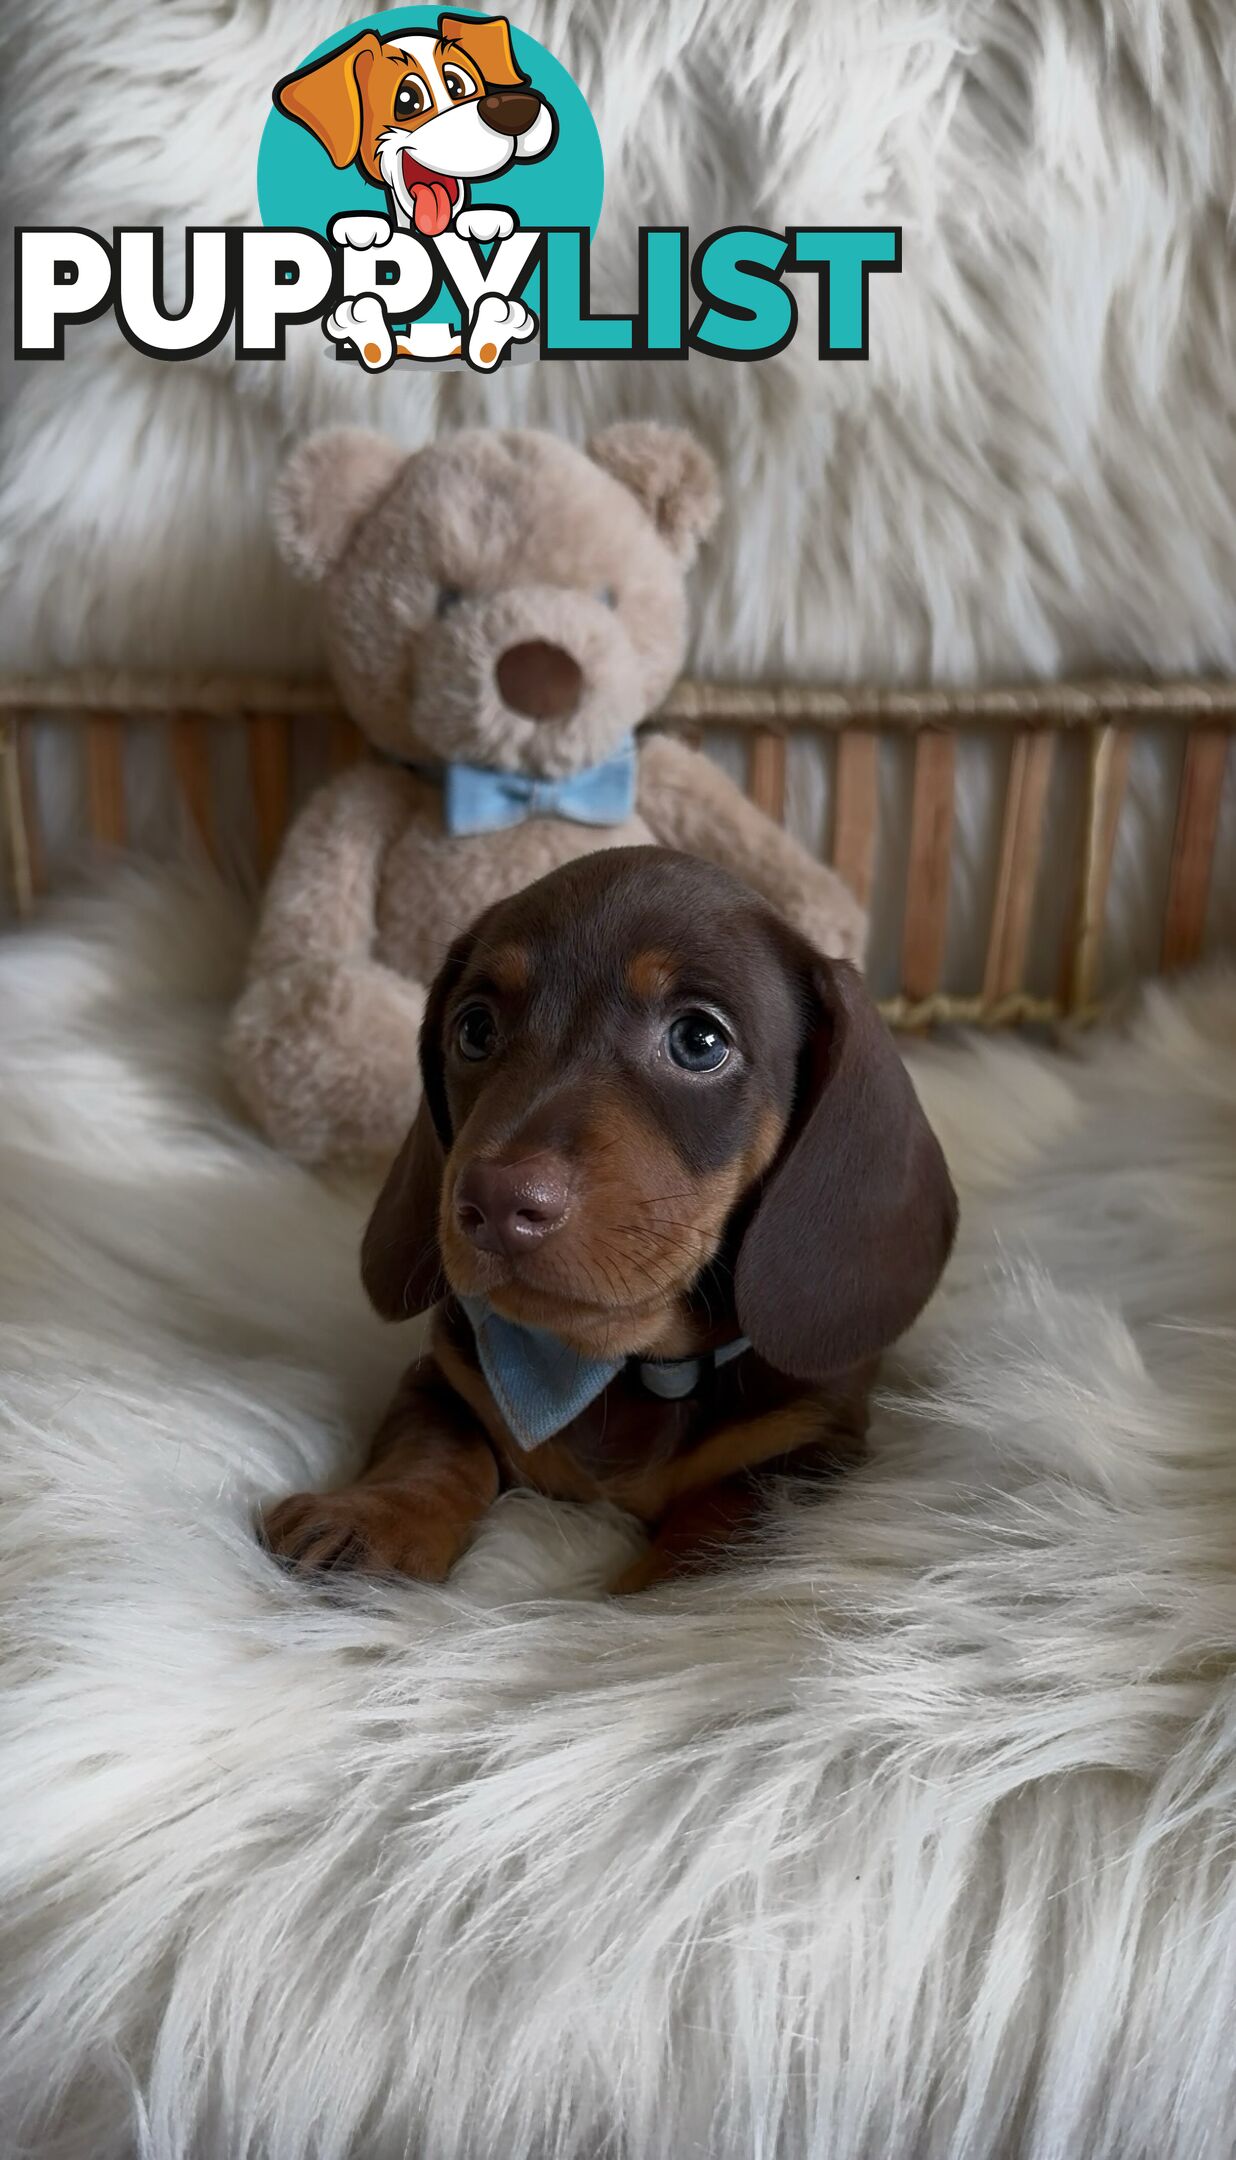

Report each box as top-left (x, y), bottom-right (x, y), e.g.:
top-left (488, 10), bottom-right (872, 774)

top-left (442, 734), bottom-right (636, 838)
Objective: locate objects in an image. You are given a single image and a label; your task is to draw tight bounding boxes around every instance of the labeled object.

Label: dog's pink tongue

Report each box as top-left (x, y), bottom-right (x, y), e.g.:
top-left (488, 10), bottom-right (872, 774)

top-left (410, 181), bottom-right (454, 237)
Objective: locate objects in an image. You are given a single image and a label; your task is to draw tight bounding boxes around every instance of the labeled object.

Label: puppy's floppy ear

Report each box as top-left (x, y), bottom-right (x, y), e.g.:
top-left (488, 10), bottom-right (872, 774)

top-left (274, 31), bottom-right (383, 168)
top-left (360, 925), bottom-right (476, 1321)
top-left (586, 424), bottom-right (720, 563)
top-left (439, 14), bottom-right (525, 88)
top-left (735, 960), bottom-right (957, 1381)
top-left (361, 1103), bottom-right (445, 1321)
top-left (273, 428), bottom-right (408, 582)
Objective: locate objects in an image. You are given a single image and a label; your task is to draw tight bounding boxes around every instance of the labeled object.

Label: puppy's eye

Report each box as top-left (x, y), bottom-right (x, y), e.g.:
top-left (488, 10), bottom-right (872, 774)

top-left (665, 1011), bottom-right (731, 1073)
top-left (456, 1005), bottom-right (498, 1062)
top-left (442, 65), bottom-right (475, 101)
top-left (437, 585), bottom-right (465, 617)
top-left (597, 586), bottom-right (619, 609)
top-left (395, 74), bottom-right (430, 118)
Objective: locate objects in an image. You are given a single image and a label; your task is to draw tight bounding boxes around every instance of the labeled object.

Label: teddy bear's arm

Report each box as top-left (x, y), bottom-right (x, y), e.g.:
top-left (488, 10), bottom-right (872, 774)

top-left (244, 766), bottom-right (409, 973)
top-left (636, 733), bottom-right (868, 962)
top-left (227, 768), bottom-right (428, 1164)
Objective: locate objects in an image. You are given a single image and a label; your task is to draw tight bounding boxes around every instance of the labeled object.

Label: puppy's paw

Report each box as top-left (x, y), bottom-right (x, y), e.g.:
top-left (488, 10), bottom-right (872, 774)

top-left (467, 292), bottom-right (536, 371)
top-left (607, 1548), bottom-right (664, 1596)
top-left (327, 212), bottom-right (393, 251)
top-left (325, 293), bottom-right (394, 371)
top-left (260, 1487), bottom-right (456, 1583)
top-left (454, 205), bottom-right (517, 244)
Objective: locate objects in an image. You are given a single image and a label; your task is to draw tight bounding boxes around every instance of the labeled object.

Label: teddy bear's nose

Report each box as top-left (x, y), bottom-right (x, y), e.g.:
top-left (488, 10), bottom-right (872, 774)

top-left (496, 639), bottom-right (583, 722)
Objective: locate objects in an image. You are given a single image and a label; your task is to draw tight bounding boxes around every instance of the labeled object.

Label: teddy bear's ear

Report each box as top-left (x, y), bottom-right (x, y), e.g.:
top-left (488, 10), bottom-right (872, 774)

top-left (272, 428), bottom-right (409, 582)
top-left (586, 423), bottom-right (720, 563)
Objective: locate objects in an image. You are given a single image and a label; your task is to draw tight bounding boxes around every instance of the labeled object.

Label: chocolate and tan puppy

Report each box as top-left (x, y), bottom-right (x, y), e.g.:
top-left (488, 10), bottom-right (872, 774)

top-left (263, 848), bottom-right (956, 1591)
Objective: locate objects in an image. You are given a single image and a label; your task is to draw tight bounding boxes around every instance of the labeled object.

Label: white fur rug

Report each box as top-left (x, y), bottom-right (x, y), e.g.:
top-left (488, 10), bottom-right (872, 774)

top-left (2, 866), bottom-right (1236, 2160)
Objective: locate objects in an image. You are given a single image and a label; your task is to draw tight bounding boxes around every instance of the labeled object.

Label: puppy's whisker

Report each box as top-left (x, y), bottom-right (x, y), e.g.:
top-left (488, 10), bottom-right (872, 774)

top-left (609, 1221), bottom-right (709, 1242)
top-left (595, 1251), bottom-right (626, 1310)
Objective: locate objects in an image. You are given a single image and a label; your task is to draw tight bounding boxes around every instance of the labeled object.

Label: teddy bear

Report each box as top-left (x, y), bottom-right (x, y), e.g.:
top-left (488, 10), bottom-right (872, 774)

top-left (226, 420), bottom-right (866, 1164)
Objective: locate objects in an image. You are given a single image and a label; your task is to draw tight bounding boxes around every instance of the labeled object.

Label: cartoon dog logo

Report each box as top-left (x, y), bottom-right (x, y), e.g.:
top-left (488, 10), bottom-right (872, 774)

top-left (274, 13), bottom-right (556, 370)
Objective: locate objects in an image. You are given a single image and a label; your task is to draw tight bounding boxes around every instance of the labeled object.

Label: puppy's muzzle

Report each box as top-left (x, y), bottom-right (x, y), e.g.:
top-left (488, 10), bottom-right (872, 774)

top-left (496, 639), bottom-right (584, 721)
top-left (479, 89), bottom-right (542, 137)
top-left (455, 1154), bottom-right (570, 1258)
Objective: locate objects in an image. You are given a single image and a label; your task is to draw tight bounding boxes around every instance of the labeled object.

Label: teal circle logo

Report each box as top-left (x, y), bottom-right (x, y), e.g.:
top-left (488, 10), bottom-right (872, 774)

top-left (257, 9), bottom-right (603, 337)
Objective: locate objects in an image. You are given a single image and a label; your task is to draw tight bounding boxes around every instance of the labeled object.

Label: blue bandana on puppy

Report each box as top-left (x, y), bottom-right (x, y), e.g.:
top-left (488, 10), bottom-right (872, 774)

top-left (460, 1296), bottom-right (617, 1448)
top-left (460, 1295), bottom-right (750, 1452)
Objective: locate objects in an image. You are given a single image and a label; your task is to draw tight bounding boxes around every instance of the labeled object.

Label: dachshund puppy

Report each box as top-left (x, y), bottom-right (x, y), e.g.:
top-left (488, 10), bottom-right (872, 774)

top-left (262, 848), bottom-right (957, 1591)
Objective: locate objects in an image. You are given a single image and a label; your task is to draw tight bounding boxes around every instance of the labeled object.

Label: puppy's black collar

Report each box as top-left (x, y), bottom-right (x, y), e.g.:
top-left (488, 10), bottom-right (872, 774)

top-left (633, 1334), bottom-right (751, 1401)
top-left (460, 1297), bottom-right (752, 1454)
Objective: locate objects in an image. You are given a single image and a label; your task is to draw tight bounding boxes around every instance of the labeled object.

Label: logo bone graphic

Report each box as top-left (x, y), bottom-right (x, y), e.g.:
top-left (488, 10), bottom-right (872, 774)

top-left (274, 12), bottom-right (556, 370)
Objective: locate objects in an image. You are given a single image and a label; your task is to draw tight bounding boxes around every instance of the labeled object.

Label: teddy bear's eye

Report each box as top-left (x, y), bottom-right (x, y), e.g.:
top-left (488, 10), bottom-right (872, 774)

top-left (597, 586), bottom-right (619, 609)
top-left (437, 586), bottom-right (465, 617)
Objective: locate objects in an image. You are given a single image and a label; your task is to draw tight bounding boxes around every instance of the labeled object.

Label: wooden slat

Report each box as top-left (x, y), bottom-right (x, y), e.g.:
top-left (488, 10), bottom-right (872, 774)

top-left (247, 711), bottom-right (291, 876)
top-left (1062, 725), bottom-right (1131, 1012)
top-left (881, 988), bottom-right (1066, 1030)
top-left (2, 716), bottom-right (39, 916)
top-left (16, 718), bottom-right (44, 901)
top-left (747, 728), bottom-right (786, 820)
top-left (84, 711), bottom-right (126, 847)
top-left (900, 730), bottom-right (955, 1003)
top-left (6, 669), bottom-right (1236, 732)
top-left (172, 711), bottom-right (214, 858)
top-left (329, 714), bottom-right (364, 772)
top-left (982, 730), bottom-right (1055, 1006)
top-left (832, 730), bottom-right (879, 909)
top-left (663, 675), bottom-right (1236, 735)
top-left (1161, 727), bottom-right (1229, 972)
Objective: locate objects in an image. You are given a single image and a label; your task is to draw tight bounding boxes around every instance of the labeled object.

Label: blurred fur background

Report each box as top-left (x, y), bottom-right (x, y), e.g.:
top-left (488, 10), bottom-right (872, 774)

top-left (4, 1), bottom-right (1236, 683)
top-left (3, 2), bottom-right (1236, 992)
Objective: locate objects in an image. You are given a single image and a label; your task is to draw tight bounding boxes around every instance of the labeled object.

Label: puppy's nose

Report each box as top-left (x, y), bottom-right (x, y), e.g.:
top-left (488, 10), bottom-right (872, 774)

top-left (454, 1156), bottom-right (570, 1257)
top-left (478, 90), bottom-right (541, 137)
top-left (496, 639), bottom-right (583, 722)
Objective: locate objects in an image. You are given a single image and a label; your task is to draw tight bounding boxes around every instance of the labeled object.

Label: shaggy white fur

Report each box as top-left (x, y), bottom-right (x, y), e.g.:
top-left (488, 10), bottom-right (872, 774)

top-left (3, 1), bottom-right (1236, 993)
top-left (2, 865), bottom-right (1235, 2160)
top-left (5, 0), bottom-right (1236, 684)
